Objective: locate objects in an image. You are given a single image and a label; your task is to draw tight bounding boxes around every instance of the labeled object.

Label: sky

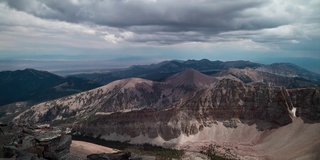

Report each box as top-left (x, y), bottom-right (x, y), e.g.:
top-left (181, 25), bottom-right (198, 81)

top-left (0, 0), bottom-right (319, 73)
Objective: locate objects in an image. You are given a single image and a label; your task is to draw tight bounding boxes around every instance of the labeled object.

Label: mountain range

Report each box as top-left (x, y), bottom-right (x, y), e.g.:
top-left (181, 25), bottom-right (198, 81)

top-left (1, 59), bottom-right (320, 159)
top-left (2, 59), bottom-right (319, 108)
top-left (8, 68), bottom-right (320, 159)
top-left (0, 68), bottom-right (101, 106)
top-left (11, 68), bottom-right (320, 123)
top-left (70, 59), bottom-right (320, 86)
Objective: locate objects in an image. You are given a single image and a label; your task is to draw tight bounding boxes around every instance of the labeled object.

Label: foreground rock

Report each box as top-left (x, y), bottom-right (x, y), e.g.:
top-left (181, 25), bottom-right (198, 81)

top-left (2, 124), bottom-right (72, 159)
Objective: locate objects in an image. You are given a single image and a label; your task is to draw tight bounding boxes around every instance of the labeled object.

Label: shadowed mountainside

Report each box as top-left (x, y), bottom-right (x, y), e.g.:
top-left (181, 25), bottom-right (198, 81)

top-left (0, 68), bottom-right (101, 106)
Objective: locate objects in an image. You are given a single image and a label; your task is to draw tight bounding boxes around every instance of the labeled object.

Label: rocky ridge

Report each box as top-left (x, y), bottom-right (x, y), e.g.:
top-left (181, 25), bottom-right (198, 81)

top-left (0, 68), bottom-right (101, 106)
top-left (5, 69), bottom-right (320, 159)
top-left (74, 78), bottom-right (319, 141)
top-left (13, 69), bottom-right (320, 134)
top-left (256, 63), bottom-right (320, 81)
top-left (215, 67), bottom-right (319, 88)
top-left (13, 69), bottom-right (210, 124)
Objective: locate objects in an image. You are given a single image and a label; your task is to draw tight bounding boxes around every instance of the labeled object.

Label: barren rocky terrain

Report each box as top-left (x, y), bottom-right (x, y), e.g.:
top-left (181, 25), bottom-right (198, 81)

top-left (1, 65), bottom-right (320, 159)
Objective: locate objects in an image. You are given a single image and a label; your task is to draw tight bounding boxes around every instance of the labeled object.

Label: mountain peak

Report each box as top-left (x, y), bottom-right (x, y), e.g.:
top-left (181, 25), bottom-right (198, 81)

top-left (166, 68), bottom-right (217, 88)
top-left (17, 68), bottom-right (58, 79)
top-left (24, 68), bottom-right (36, 71)
top-left (0, 68), bottom-right (100, 106)
top-left (123, 78), bottom-right (153, 89)
top-left (102, 77), bottom-right (153, 91)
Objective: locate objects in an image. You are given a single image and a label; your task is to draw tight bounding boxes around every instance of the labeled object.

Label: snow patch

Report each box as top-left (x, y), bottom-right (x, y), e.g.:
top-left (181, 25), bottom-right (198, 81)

top-left (119, 108), bottom-right (144, 113)
top-left (95, 112), bottom-right (113, 115)
top-left (291, 107), bottom-right (297, 117)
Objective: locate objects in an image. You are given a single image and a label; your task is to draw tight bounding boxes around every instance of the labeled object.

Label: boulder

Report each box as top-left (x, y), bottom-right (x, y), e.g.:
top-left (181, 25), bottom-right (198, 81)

top-left (2, 124), bottom-right (71, 160)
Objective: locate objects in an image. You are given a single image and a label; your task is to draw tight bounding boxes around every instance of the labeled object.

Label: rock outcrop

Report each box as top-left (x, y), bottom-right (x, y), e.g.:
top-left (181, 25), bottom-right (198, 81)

top-left (69, 77), bottom-right (316, 150)
top-left (1, 124), bottom-right (73, 159)
top-left (13, 69), bottom-right (214, 124)
top-left (13, 70), bottom-right (320, 139)
top-left (75, 79), bottom-right (320, 142)
top-left (4, 69), bottom-right (320, 159)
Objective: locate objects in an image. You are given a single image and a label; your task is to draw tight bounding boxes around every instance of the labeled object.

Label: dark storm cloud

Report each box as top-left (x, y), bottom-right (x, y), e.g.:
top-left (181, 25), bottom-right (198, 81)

top-left (4, 0), bottom-right (285, 33)
top-left (1, 0), bottom-right (319, 48)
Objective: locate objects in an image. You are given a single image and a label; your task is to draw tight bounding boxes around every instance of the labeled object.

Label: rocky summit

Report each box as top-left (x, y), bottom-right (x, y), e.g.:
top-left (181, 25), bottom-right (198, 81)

top-left (1, 123), bottom-right (73, 159)
top-left (6, 68), bottom-right (320, 159)
top-left (0, 123), bottom-right (140, 160)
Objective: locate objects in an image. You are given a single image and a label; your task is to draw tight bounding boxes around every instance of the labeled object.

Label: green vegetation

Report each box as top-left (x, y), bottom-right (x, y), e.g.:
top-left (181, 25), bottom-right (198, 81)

top-left (73, 135), bottom-right (184, 159)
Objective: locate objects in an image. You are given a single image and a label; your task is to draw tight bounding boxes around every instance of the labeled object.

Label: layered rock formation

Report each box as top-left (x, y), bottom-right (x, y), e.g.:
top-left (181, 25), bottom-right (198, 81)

top-left (9, 69), bottom-right (320, 159)
top-left (74, 78), bottom-right (319, 141)
top-left (13, 69), bottom-right (213, 124)
top-left (13, 69), bottom-right (320, 132)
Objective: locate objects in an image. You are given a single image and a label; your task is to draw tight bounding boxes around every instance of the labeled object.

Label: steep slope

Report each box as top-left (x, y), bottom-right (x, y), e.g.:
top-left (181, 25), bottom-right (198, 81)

top-left (0, 69), bottom-right (101, 106)
top-left (256, 63), bottom-right (320, 81)
top-left (215, 68), bottom-right (320, 88)
top-left (72, 79), bottom-right (319, 159)
top-left (13, 69), bottom-right (320, 126)
top-left (73, 80), bottom-right (319, 160)
top-left (10, 69), bottom-right (320, 159)
top-left (166, 68), bottom-right (217, 89)
top-left (215, 68), bottom-right (263, 83)
top-left (0, 69), bottom-right (63, 106)
top-left (13, 69), bottom-right (210, 123)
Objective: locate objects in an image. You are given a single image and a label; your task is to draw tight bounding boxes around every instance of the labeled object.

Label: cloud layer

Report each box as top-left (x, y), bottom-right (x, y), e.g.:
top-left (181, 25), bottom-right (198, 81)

top-left (0, 0), bottom-right (319, 69)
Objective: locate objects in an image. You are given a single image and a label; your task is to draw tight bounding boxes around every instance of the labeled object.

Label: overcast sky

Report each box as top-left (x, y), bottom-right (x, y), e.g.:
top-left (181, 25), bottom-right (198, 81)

top-left (0, 0), bottom-right (319, 72)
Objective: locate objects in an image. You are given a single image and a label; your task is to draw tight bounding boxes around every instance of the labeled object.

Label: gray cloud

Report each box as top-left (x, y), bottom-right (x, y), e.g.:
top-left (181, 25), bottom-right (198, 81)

top-left (0, 0), bottom-right (320, 52)
top-left (4, 0), bottom-right (288, 32)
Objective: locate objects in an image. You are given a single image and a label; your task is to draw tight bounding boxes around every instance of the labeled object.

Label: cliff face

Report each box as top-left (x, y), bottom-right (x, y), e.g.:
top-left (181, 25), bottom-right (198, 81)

top-left (13, 70), bottom-right (207, 123)
top-left (10, 69), bottom-right (320, 159)
top-left (13, 69), bottom-right (320, 142)
top-left (288, 88), bottom-right (320, 120)
top-left (74, 79), bottom-right (320, 142)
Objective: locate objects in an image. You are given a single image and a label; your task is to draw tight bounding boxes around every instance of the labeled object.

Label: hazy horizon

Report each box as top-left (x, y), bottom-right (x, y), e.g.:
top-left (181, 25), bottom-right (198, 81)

top-left (1, 58), bottom-right (320, 75)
